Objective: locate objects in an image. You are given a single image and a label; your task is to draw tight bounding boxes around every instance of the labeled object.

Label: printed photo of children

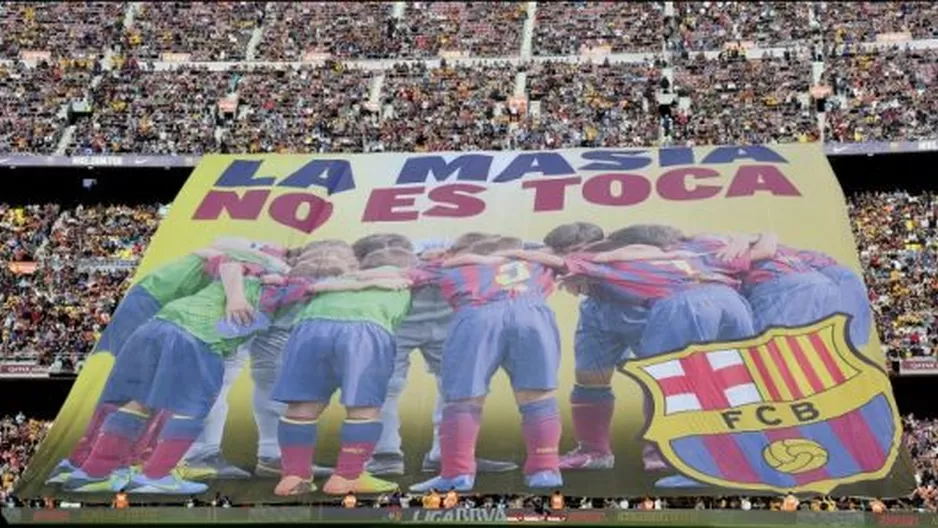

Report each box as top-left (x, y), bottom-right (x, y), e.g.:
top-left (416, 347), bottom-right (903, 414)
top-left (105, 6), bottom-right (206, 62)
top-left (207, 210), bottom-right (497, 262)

top-left (40, 223), bottom-right (872, 498)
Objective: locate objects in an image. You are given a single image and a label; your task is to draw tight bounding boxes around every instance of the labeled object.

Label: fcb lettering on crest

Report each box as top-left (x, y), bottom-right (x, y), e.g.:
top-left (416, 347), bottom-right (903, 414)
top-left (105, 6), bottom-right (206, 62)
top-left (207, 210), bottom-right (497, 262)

top-left (625, 315), bottom-right (902, 494)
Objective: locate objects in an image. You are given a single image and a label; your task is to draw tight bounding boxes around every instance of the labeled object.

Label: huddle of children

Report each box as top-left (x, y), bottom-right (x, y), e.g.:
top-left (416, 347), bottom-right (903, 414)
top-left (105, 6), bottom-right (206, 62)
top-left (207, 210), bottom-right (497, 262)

top-left (47, 237), bottom-right (402, 495)
top-left (44, 222), bottom-right (870, 496)
top-left (528, 222), bottom-right (870, 488)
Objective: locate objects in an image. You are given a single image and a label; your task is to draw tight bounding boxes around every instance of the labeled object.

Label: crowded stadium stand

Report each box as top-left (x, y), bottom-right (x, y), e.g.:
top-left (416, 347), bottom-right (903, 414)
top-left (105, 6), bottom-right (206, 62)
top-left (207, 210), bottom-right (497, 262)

top-left (519, 61), bottom-right (661, 148)
top-left (4, 1), bottom-right (938, 154)
top-left (4, 0), bottom-right (938, 520)
top-left (224, 64), bottom-right (377, 153)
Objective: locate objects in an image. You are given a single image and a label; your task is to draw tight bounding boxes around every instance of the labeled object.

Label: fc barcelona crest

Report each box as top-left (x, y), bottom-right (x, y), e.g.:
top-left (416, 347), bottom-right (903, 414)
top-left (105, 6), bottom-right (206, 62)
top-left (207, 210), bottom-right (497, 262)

top-left (624, 315), bottom-right (902, 494)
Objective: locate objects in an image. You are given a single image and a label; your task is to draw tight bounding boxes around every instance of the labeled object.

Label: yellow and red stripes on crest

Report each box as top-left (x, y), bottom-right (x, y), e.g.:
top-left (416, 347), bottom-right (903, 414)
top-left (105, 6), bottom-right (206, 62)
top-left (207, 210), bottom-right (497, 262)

top-left (742, 330), bottom-right (858, 402)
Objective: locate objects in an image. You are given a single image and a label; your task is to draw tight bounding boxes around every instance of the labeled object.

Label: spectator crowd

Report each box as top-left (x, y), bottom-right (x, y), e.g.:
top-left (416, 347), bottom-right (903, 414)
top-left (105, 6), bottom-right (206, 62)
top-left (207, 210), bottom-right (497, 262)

top-left (670, 54), bottom-right (817, 145)
top-left (4, 2), bottom-right (938, 62)
top-left (822, 47), bottom-right (938, 144)
top-left (0, 204), bottom-right (160, 366)
top-left (1, 2), bottom-right (938, 152)
top-left (516, 61), bottom-right (661, 148)
top-left (1, 413), bottom-right (51, 504)
top-left (850, 192), bottom-right (938, 367)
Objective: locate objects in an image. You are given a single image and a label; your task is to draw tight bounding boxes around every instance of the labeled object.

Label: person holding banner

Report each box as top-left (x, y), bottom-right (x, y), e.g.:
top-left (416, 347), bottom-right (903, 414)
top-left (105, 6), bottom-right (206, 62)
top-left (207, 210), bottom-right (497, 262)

top-left (443, 488), bottom-right (459, 509)
top-left (550, 490), bottom-right (565, 511)
top-left (343, 491), bottom-right (357, 508)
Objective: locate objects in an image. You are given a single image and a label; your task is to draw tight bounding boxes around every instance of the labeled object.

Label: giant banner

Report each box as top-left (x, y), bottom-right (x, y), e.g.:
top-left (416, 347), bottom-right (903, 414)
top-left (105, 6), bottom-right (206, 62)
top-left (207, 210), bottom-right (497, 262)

top-left (20, 146), bottom-right (912, 502)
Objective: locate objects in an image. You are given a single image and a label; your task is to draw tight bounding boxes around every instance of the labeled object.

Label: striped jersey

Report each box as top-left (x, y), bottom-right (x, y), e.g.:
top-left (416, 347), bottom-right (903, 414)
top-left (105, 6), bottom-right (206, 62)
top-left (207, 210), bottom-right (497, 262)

top-left (412, 259), bottom-right (557, 310)
top-left (565, 252), bottom-right (742, 305)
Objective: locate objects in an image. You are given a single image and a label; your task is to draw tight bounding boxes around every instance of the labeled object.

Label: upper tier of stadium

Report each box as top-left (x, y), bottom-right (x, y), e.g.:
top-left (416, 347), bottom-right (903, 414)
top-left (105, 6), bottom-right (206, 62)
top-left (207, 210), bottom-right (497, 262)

top-left (1, 1), bottom-right (938, 154)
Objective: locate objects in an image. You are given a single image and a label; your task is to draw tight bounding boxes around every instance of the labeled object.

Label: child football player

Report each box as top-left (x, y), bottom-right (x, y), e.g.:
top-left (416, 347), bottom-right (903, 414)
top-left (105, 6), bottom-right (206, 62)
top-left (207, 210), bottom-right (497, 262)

top-left (705, 233), bottom-right (845, 334)
top-left (410, 235), bottom-right (564, 493)
top-left (609, 226), bottom-right (855, 337)
top-left (602, 225), bottom-right (756, 357)
top-left (94, 238), bottom-right (289, 356)
top-left (63, 251), bottom-right (377, 494)
top-left (501, 231), bottom-right (756, 487)
top-left (47, 240), bottom-right (291, 485)
top-left (789, 247), bottom-right (871, 346)
top-left (539, 223), bottom-right (650, 473)
top-left (272, 246), bottom-right (416, 496)
top-left (357, 233), bottom-right (518, 477)
top-left (178, 241), bottom-right (359, 482)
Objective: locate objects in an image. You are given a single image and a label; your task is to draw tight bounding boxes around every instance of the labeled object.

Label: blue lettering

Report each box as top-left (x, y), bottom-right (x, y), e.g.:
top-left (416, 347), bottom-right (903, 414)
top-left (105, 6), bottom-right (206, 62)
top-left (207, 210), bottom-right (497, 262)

top-left (494, 153), bottom-right (575, 183)
top-left (701, 146), bottom-right (787, 165)
top-left (659, 147), bottom-right (695, 167)
top-left (579, 150), bottom-right (651, 171)
top-left (396, 155), bottom-right (493, 184)
top-left (278, 160), bottom-right (355, 195)
top-left (214, 160), bottom-right (276, 187)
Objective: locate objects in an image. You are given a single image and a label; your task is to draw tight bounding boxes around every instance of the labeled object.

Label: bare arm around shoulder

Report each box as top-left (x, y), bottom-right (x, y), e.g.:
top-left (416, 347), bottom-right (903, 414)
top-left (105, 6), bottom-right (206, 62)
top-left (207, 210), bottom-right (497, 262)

top-left (748, 232), bottom-right (779, 261)
top-left (220, 262), bottom-right (254, 325)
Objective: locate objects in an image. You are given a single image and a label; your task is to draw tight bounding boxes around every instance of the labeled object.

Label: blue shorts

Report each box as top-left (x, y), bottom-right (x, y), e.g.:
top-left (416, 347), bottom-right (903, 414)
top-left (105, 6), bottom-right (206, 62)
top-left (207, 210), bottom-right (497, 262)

top-left (94, 285), bottom-right (161, 357)
top-left (273, 319), bottom-right (396, 407)
top-left (746, 272), bottom-right (841, 333)
top-left (819, 265), bottom-right (871, 346)
top-left (637, 284), bottom-right (755, 358)
top-left (99, 319), bottom-right (224, 419)
top-left (442, 297), bottom-right (561, 401)
top-left (574, 297), bottom-right (648, 372)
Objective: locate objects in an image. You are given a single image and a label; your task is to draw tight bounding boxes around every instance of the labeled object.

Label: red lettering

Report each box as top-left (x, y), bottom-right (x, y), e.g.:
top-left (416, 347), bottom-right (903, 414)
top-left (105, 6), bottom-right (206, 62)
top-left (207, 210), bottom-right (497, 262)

top-left (192, 189), bottom-right (269, 220)
top-left (725, 165), bottom-right (801, 197)
top-left (362, 187), bottom-right (423, 222)
top-left (268, 192), bottom-right (333, 234)
top-left (522, 177), bottom-right (582, 212)
top-left (425, 183), bottom-right (487, 218)
top-left (581, 173), bottom-right (651, 207)
top-left (657, 167), bottom-right (722, 201)
top-left (364, 164), bottom-right (797, 222)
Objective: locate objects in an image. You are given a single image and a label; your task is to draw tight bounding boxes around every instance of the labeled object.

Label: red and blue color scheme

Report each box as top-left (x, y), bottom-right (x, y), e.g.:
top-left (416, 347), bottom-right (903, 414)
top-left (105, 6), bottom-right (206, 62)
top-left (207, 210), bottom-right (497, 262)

top-left (414, 260), bottom-right (557, 310)
top-left (628, 316), bottom-right (901, 494)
